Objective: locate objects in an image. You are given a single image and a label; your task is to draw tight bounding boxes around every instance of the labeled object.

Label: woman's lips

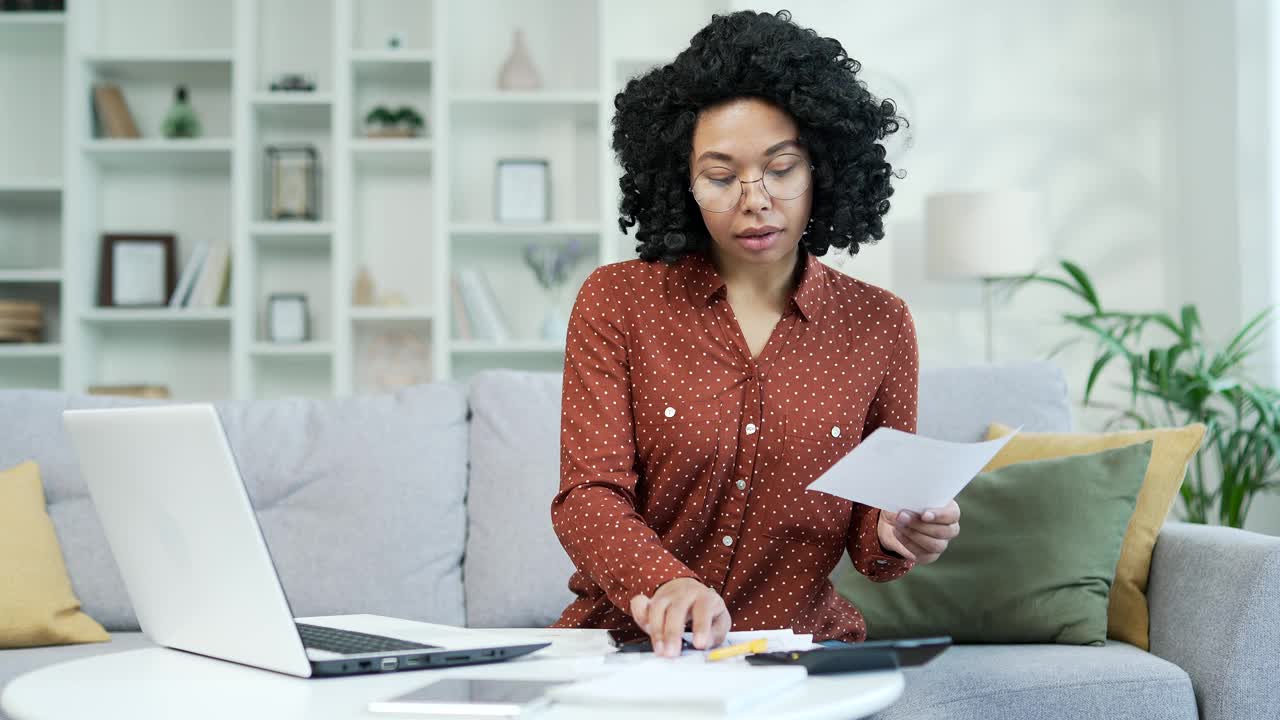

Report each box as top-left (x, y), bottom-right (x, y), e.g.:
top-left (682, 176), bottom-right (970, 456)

top-left (736, 230), bottom-right (781, 250)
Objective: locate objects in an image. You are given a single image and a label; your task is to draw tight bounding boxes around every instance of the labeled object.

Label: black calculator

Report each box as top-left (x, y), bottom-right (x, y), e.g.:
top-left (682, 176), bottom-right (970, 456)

top-left (745, 636), bottom-right (951, 675)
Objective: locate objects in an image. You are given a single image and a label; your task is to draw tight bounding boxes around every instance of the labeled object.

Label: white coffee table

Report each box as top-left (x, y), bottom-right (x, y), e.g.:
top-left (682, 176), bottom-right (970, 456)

top-left (2, 621), bottom-right (903, 719)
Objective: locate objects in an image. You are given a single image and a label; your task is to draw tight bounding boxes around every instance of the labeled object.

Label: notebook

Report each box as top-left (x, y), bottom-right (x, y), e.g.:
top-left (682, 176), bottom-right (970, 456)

top-left (545, 663), bottom-right (808, 716)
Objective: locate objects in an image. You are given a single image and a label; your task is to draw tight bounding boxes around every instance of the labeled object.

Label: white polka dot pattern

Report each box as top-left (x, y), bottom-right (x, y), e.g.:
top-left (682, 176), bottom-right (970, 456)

top-left (548, 249), bottom-right (920, 643)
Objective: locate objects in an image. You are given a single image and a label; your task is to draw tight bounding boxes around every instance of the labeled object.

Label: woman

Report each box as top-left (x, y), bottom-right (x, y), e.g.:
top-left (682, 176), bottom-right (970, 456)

top-left (550, 9), bottom-right (960, 658)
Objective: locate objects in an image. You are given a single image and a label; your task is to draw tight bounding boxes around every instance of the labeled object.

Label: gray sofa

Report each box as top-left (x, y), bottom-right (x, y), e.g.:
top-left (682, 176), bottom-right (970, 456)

top-left (1, 361), bottom-right (1276, 720)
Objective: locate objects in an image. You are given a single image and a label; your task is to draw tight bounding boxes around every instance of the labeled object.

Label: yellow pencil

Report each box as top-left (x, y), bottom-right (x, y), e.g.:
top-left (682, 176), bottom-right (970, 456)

top-left (706, 638), bottom-right (768, 661)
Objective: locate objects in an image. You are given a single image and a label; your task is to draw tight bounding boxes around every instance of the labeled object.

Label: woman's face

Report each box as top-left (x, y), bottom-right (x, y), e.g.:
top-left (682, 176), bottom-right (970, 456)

top-left (689, 97), bottom-right (813, 269)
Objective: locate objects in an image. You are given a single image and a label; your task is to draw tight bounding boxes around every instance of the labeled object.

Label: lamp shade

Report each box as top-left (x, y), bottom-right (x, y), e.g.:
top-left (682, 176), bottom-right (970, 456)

top-left (925, 190), bottom-right (1047, 279)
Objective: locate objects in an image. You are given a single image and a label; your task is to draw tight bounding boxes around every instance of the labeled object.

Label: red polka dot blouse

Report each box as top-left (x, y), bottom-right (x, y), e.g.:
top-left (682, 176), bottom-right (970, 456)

top-left (549, 248), bottom-right (919, 643)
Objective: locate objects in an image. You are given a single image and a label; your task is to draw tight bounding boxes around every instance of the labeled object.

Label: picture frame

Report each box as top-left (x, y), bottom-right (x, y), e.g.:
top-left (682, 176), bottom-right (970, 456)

top-left (266, 292), bottom-right (310, 343)
top-left (98, 233), bottom-right (177, 307)
top-left (495, 158), bottom-right (550, 223)
top-left (264, 144), bottom-right (321, 221)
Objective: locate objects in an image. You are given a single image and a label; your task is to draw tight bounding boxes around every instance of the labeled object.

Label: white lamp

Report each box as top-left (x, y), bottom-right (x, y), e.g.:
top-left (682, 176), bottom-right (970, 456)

top-left (925, 190), bottom-right (1048, 363)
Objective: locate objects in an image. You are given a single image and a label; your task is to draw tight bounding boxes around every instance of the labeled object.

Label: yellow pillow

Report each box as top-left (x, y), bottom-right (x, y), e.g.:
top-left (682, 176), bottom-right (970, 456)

top-left (0, 461), bottom-right (110, 648)
top-left (984, 422), bottom-right (1206, 651)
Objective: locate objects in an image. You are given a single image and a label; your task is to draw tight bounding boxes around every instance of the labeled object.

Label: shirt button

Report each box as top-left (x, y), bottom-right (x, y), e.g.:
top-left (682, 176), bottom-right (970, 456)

top-left (722, 535), bottom-right (734, 547)
top-left (745, 423), bottom-right (757, 435)
top-left (735, 479), bottom-right (746, 490)
top-left (831, 425), bottom-right (841, 438)
top-left (665, 406), bottom-right (676, 417)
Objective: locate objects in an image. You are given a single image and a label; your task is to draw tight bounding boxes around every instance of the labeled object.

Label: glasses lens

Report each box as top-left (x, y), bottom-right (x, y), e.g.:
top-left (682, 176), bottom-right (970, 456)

top-left (691, 154), bottom-right (812, 212)
top-left (691, 168), bottom-right (740, 213)
top-left (762, 154), bottom-right (811, 201)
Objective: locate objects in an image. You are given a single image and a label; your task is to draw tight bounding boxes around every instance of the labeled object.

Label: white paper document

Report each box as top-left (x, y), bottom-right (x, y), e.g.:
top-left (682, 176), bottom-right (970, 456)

top-left (806, 425), bottom-right (1023, 512)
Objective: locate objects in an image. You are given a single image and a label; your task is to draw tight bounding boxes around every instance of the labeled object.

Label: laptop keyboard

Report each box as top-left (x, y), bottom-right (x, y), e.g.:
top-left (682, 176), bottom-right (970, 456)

top-left (295, 623), bottom-right (440, 655)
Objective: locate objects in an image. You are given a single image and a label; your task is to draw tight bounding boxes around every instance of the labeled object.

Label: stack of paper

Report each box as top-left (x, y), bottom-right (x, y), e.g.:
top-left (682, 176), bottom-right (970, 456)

top-left (682, 628), bottom-right (818, 653)
top-left (546, 662), bottom-right (807, 716)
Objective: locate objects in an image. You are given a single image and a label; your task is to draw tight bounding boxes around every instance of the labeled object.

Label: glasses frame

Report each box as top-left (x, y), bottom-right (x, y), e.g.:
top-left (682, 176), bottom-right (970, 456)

top-left (688, 152), bottom-right (815, 213)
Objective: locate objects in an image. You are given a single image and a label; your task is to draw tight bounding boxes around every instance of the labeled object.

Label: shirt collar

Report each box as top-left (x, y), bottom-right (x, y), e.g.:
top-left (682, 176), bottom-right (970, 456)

top-left (685, 247), bottom-right (826, 323)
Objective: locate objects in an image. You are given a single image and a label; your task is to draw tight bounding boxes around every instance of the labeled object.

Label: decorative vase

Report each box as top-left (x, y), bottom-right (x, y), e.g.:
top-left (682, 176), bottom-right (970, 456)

top-left (161, 85), bottom-right (202, 139)
top-left (539, 284), bottom-right (569, 342)
top-left (497, 28), bottom-right (542, 91)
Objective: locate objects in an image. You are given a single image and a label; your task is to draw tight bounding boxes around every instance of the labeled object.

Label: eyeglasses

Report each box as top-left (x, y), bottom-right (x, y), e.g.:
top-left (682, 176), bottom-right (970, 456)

top-left (689, 153), bottom-right (814, 213)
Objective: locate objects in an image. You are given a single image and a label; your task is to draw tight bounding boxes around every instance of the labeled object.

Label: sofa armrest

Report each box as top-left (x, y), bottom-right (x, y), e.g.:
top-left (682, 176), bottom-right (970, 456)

top-left (1147, 521), bottom-right (1280, 720)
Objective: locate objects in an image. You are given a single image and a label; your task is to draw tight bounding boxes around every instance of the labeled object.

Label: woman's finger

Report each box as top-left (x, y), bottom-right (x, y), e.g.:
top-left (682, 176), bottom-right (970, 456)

top-left (896, 530), bottom-right (933, 560)
top-left (920, 502), bottom-right (960, 524)
top-left (689, 593), bottom-right (718, 649)
top-left (906, 518), bottom-right (960, 540)
top-left (662, 594), bottom-right (696, 657)
top-left (710, 607), bottom-right (732, 648)
top-left (630, 594), bottom-right (651, 632)
top-left (902, 526), bottom-right (948, 554)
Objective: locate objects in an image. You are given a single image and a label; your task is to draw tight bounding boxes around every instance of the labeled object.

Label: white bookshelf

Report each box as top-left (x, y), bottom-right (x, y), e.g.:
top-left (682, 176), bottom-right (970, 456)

top-left (0, 0), bottom-right (733, 399)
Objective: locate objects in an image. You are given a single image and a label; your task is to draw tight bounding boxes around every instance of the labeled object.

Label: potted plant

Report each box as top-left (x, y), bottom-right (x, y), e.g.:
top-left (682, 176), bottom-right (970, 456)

top-left (1010, 259), bottom-right (1280, 528)
top-left (364, 105), bottom-right (426, 138)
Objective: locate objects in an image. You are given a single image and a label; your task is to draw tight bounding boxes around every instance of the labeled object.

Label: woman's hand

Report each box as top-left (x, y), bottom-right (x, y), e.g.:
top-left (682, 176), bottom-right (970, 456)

top-left (630, 577), bottom-right (731, 657)
top-left (877, 500), bottom-right (961, 564)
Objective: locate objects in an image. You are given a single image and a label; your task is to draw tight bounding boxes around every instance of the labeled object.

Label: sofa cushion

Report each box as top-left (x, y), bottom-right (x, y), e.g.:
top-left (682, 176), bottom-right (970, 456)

top-left (917, 360), bottom-right (1073, 441)
top-left (0, 461), bottom-right (109, 648)
top-left (463, 362), bottom-right (1074, 629)
top-left (464, 370), bottom-right (577, 628)
top-left (0, 384), bottom-right (469, 632)
top-left (869, 642), bottom-right (1196, 720)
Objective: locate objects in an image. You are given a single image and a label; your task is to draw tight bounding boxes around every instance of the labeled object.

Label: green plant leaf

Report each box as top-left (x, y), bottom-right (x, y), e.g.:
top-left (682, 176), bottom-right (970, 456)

top-left (1060, 259), bottom-right (1101, 311)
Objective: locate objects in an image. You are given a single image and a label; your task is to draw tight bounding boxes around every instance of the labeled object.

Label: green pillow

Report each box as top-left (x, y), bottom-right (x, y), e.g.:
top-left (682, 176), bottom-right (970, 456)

top-left (835, 440), bottom-right (1153, 646)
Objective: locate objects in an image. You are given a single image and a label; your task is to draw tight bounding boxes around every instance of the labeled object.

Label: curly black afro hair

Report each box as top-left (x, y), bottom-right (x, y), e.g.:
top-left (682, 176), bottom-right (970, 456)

top-left (613, 9), bottom-right (908, 263)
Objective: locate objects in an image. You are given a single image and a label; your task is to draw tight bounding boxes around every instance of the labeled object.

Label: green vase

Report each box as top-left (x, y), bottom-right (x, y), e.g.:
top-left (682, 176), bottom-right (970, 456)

top-left (162, 85), bottom-right (202, 139)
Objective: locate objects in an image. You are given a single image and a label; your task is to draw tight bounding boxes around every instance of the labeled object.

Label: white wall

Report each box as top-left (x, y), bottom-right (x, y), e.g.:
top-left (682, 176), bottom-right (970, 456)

top-left (739, 1), bottom-right (1279, 534)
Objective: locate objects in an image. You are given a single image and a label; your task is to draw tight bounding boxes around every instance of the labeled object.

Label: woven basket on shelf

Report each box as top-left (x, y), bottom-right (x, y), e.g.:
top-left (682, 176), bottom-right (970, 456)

top-left (0, 300), bottom-right (43, 343)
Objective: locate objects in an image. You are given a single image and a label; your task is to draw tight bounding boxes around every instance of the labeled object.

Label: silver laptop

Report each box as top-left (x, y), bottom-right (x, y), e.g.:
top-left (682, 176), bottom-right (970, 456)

top-left (63, 403), bottom-right (549, 678)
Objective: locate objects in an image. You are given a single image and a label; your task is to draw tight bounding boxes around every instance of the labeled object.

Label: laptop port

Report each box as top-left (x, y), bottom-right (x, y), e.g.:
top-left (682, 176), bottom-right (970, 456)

top-left (446, 655), bottom-right (468, 662)
top-left (404, 657), bottom-right (424, 667)
top-left (381, 658), bottom-right (399, 672)
top-left (358, 660), bottom-right (372, 670)
top-left (483, 650), bottom-right (496, 657)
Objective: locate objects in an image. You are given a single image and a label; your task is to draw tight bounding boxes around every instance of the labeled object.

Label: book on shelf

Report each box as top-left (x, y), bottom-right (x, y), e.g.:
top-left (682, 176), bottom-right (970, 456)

top-left (454, 268), bottom-right (509, 342)
top-left (88, 384), bottom-right (171, 399)
top-left (169, 241), bottom-right (209, 307)
top-left (187, 241), bottom-right (230, 308)
top-left (90, 83), bottom-right (141, 139)
top-left (449, 273), bottom-right (473, 341)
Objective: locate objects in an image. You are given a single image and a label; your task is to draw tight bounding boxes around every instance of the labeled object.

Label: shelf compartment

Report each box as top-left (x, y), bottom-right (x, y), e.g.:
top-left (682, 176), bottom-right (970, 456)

top-left (353, 0), bottom-right (433, 54)
top-left (85, 53), bottom-right (233, 141)
top-left (85, 319), bottom-right (230, 400)
top-left (446, 0), bottom-right (597, 94)
top-left (448, 100), bottom-right (599, 224)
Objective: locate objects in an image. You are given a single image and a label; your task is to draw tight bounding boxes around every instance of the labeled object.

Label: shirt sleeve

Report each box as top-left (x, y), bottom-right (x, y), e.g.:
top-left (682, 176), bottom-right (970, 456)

top-left (848, 297), bottom-right (920, 582)
top-left (550, 266), bottom-right (704, 615)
